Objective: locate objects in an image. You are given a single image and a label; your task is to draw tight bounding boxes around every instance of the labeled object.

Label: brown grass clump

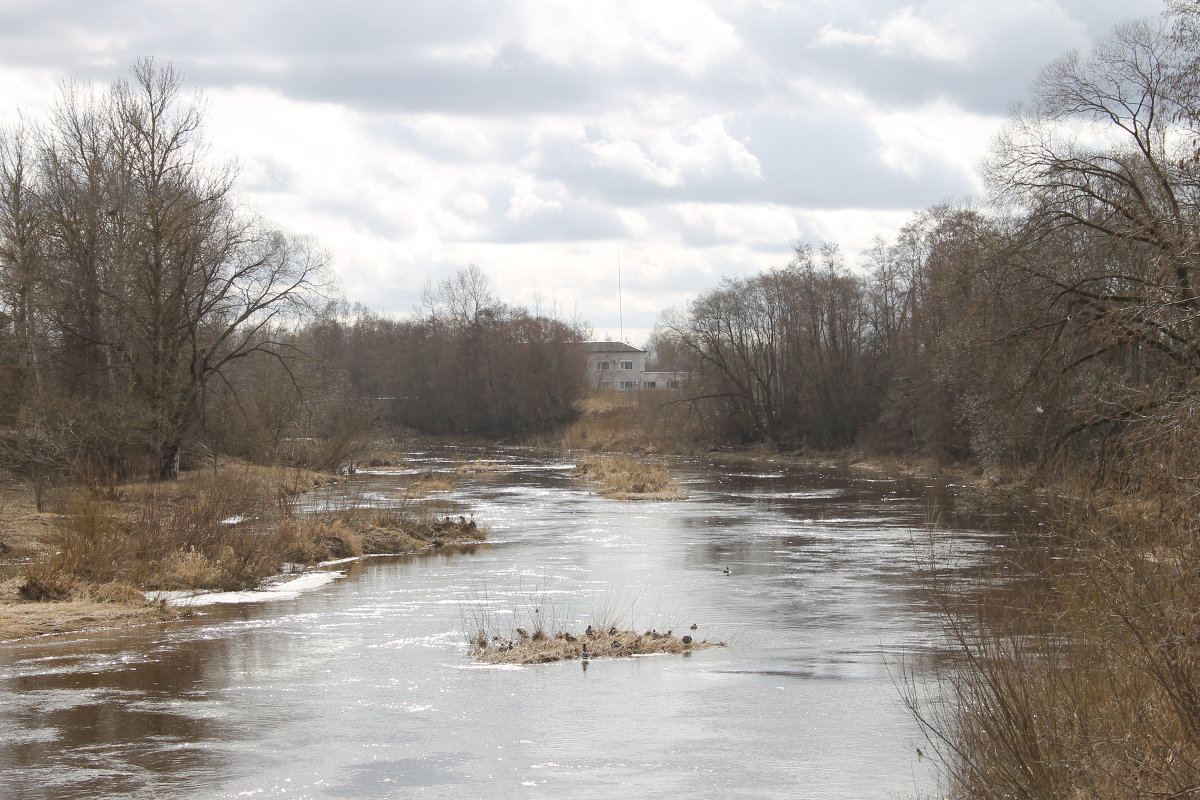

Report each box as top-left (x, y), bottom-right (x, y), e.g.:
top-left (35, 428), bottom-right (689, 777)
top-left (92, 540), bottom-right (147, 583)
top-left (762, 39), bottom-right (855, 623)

top-left (406, 471), bottom-right (458, 494)
top-left (471, 626), bottom-right (723, 665)
top-left (348, 512), bottom-right (487, 555)
top-left (573, 455), bottom-right (687, 500)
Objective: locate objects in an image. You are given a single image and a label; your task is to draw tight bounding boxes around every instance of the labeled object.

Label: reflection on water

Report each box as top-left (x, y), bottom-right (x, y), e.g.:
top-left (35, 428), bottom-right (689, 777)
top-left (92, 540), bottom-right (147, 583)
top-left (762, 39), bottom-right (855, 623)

top-left (0, 450), bottom-right (1015, 799)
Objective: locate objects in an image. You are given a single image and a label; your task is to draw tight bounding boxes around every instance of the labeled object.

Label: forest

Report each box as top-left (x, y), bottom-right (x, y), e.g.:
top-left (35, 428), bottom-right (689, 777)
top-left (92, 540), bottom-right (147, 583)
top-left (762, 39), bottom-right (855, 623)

top-left (0, 61), bottom-right (587, 488)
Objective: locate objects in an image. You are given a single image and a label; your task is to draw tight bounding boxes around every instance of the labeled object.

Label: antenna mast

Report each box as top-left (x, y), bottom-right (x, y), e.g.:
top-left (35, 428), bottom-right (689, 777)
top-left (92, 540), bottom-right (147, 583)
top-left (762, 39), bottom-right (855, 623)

top-left (617, 234), bottom-right (624, 342)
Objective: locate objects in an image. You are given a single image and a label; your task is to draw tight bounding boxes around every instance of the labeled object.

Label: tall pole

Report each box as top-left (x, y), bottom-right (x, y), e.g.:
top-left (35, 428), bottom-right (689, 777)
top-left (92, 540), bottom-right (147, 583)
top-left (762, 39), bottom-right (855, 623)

top-left (617, 234), bottom-right (624, 343)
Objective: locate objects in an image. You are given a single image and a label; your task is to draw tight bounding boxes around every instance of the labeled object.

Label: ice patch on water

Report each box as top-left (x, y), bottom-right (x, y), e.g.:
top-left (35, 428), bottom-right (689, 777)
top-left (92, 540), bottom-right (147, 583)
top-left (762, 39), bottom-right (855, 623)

top-left (147, 570), bottom-right (344, 607)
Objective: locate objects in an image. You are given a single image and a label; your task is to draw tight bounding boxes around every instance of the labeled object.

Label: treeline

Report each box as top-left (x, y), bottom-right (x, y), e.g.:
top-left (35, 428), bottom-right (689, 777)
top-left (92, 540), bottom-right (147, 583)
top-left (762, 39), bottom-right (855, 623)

top-left (0, 61), bottom-right (586, 487)
top-left (301, 266), bottom-right (586, 440)
top-left (659, 9), bottom-right (1200, 473)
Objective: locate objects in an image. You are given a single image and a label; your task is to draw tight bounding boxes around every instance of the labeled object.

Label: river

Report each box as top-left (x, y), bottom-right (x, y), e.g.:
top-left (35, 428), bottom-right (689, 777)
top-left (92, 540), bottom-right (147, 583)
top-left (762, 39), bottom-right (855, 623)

top-left (0, 450), bottom-right (1014, 799)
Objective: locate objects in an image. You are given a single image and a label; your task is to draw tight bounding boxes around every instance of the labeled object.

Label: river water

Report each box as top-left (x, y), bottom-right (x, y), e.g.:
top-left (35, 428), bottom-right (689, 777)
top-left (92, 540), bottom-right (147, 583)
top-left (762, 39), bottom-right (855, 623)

top-left (0, 450), bottom-right (1012, 799)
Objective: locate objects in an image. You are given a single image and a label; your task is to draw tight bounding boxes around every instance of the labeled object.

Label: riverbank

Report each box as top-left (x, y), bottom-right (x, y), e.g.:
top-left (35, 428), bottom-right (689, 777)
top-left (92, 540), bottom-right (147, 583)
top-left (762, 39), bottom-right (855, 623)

top-left (0, 460), bottom-right (486, 641)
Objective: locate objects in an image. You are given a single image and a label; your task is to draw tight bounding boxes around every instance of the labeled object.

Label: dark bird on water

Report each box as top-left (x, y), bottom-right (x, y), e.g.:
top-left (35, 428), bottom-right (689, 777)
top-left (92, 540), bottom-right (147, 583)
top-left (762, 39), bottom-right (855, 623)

top-left (723, 567), bottom-right (730, 574)
top-left (682, 635), bottom-right (693, 644)
top-left (690, 623), bottom-right (698, 630)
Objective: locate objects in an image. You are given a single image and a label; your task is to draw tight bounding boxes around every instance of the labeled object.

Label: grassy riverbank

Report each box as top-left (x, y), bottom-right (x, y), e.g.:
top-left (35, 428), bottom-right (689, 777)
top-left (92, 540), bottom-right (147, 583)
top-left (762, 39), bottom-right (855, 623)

top-left (0, 460), bottom-right (485, 641)
top-left (903, 415), bottom-right (1200, 799)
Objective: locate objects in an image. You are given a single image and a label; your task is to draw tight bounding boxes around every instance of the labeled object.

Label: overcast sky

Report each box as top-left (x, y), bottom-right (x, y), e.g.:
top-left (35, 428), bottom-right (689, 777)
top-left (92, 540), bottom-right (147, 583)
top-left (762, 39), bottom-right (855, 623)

top-left (0, 0), bottom-right (1166, 344)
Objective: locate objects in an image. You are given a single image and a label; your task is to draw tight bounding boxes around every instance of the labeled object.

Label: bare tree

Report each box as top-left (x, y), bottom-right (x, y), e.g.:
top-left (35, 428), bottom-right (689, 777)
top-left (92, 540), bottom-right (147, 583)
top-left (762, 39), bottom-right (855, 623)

top-left (0, 120), bottom-right (45, 418)
top-left (2, 60), bottom-right (329, 479)
top-left (987, 17), bottom-right (1200, 405)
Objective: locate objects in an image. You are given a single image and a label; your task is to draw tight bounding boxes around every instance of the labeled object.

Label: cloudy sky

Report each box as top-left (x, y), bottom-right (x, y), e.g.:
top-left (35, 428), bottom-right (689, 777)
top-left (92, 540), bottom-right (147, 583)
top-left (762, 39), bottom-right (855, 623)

top-left (0, 0), bottom-right (1166, 344)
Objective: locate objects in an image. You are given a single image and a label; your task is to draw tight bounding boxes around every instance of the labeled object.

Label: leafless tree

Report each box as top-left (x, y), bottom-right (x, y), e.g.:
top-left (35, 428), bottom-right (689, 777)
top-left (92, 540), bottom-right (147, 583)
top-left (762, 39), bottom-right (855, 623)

top-left (0, 60), bottom-right (329, 479)
top-left (987, 16), bottom-right (1200, 419)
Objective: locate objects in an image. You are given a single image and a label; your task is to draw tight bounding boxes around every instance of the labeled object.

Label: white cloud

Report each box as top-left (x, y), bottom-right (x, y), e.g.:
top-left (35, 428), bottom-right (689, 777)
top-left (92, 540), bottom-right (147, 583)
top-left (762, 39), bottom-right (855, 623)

top-left (0, 0), bottom-right (1169, 337)
top-left (817, 6), bottom-right (970, 63)
top-left (865, 99), bottom-right (1001, 190)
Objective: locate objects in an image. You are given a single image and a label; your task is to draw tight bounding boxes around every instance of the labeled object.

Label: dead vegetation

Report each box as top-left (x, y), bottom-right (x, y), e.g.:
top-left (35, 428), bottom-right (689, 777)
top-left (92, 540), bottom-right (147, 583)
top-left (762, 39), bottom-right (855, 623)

top-left (341, 508), bottom-right (486, 554)
top-left (906, 405), bottom-right (1200, 800)
top-left (0, 462), bottom-right (486, 640)
top-left (470, 624), bottom-right (722, 665)
top-left (405, 470), bottom-right (458, 494)
top-left (572, 454), bottom-right (687, 500)
top-left (547, 391), bottom-right (701, 454)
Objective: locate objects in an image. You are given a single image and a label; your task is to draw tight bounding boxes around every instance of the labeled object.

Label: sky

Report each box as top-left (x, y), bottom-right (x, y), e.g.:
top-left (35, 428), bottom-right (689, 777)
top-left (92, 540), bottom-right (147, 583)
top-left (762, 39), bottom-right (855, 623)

top-left (0, 0), bottom-right (1167, 345)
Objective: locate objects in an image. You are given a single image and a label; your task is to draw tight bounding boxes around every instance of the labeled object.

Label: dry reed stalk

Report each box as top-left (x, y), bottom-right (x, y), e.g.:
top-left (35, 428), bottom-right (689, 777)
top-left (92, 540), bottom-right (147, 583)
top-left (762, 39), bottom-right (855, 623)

top-left (405, 471), bottom-right (458, 494)
top-left (907, 406), bottom-right (1200, 800)
top-left (573, 455), bottom-right (687, 500)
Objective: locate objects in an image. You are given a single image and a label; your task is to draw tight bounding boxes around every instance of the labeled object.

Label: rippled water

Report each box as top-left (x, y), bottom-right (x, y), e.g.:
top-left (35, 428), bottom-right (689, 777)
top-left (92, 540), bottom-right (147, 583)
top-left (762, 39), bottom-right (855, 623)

top-left (0, 451), bottom-right (1011, 799)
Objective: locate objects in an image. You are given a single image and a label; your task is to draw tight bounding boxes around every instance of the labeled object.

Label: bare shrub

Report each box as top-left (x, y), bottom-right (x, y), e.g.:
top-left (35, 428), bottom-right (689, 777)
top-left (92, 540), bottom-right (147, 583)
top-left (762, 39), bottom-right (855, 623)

top-left (908, 409), bottom-right (1200, 799)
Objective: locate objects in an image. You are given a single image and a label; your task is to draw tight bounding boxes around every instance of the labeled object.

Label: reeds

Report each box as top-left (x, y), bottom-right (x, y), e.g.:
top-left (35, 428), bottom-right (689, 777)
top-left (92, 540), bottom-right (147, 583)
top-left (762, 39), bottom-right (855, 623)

top-left (13, 464), bottom-right (447, 597)
top-left (907, 406), bottom-right (1200, 799)
top-left (551, 391), bottom-right (702, 454)
top-left (573, 455), bottom-right (687, 500)
top-left (462, 592), bottom-right (720, 664)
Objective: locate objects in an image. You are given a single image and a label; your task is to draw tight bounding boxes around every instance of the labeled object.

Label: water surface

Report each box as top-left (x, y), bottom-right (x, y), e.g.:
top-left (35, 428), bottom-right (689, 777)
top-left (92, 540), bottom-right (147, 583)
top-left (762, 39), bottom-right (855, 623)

top-left (0, 451), bottom-right (1011, 799)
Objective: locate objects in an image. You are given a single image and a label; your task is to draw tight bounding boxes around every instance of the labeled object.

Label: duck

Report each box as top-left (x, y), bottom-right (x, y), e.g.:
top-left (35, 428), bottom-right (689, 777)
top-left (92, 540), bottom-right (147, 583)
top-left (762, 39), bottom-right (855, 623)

top-left (723, 567), bottom-right (730, 574)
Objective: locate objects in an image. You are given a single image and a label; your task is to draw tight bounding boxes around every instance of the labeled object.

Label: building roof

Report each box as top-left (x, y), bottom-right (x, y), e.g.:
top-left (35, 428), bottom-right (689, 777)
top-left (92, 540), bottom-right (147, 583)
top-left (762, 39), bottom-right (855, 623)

top-left (580, 341), bottom-right (645, 354)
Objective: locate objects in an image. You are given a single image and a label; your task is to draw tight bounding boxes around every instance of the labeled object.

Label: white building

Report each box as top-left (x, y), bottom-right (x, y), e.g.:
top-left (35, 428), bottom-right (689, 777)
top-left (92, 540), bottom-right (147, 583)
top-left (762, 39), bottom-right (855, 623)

top-left (582, 341), bottom-right (684, 391)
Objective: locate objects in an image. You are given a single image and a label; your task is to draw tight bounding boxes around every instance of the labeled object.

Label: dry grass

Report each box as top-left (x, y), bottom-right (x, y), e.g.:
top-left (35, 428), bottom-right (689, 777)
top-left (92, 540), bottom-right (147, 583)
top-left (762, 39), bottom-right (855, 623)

top-left (470, 625), bottom-right (722, 665)
top-left (549, 391), bottom-right (702, 454)
top-left (907, 405), bottom-right (1200, 800)
top-left (573, 455), bottom-right (687, 500)
top-left (347, 511), bottom-right (487, 555)
top-left (402, 471), bottom-right (458, 496)
top-left (0, 456), bottom-right (493, 640)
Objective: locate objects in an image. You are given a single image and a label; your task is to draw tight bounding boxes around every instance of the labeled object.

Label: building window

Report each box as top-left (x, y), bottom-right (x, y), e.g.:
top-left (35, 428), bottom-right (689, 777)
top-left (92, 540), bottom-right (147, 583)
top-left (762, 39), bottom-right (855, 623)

top-left (619, 380), bottom-right (639, 390)
top-left (644, 381), bottom-right (657, 389)
top-left (596, 360), bottom-right (609, 370)
top-left (667, 380), bottom-right (679, 389)
top-left (619, 360), bottom-right (634, 370)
